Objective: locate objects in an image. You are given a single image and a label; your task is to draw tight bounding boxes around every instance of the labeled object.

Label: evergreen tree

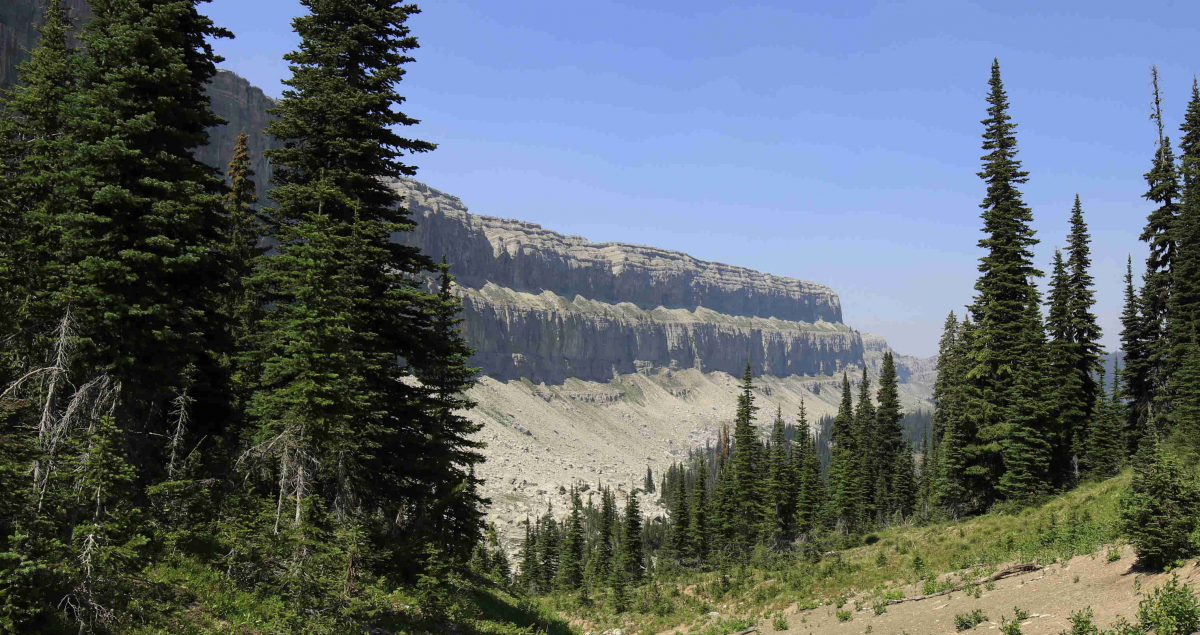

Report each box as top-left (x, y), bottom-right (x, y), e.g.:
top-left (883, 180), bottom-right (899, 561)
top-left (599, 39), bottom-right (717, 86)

top-left (928, 312), bottom-right (960, 511)
top-left (876, 352), bottom-right (914, 519)
top-left (644, 466), bottom-right (656, 494)
top-left (621, 491), bottom-right (645, 583)
top-left (1119, 441), bottom-right (1200, 570)
top-left (1139, 67), bottom-right (1182, 431)
top-left (1065, 195), bottom-right (1105, 456)
top-left (667, 474), bottom-right (691, 561)
top-left (998, 300), bottom-right (1053, 502)
top-left (536, 509), bottom-right (561, 593)
top-left (826, 372), bottom-right (857, 529)
top-left (767, 406), bottom-right (794, 542)
top-left (1045, 248), bottom-right (1083, 482)
top-left (593, 487), bottom-right (616, 582)
top-left (854, 369), bottom-right (877, 528)
top-left (1088, 366), bottom-right (1125, 478)
top-left (557, 488), bottom-right (585, 591)
top-left (938, 317), bottom-right (975, 517)
top-left (729, 362), bottom-right (763, 550)
top-left (1121, 256), bottom-right (1152, 451)
top-left (689, 459), bottom-right (710, 560)
top-left (795, 400), bottom-right (824, 536)
top-left (967, 59), bottom-right (1044, 506)
top-left (518, 518), bottom-right (539, 593)
top-left (1169, 80), bottom-right (1200, 444)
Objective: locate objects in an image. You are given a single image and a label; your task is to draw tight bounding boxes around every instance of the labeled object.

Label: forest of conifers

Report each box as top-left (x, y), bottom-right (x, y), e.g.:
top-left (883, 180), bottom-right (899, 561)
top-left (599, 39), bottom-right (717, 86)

top-left (0, 1), bottom-right (501, 632)
top-left (5, 0), bottom-right (1200, 633)
top-left (512, 61), bottom-right (1200, 609)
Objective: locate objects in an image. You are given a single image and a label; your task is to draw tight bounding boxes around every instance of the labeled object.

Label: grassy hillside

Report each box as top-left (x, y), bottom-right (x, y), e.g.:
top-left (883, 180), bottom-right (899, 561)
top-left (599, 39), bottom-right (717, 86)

top-left (541, 473), bottom-right (1132, 635)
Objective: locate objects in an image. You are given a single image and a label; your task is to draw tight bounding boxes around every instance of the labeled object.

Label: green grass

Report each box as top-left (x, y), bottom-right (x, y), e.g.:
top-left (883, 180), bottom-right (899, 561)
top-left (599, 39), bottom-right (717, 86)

top-left (539, 471), bottom-right (1131, 635)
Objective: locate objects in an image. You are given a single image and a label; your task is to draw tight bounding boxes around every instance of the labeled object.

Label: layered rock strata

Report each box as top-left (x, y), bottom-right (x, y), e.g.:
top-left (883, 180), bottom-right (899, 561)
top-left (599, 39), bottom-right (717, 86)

top-left (390, 179), bottom-right (864, 384)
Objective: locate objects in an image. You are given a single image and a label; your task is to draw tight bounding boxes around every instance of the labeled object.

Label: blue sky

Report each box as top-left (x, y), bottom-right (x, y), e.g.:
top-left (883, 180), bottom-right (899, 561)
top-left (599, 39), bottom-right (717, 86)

top-left (203, 0), bottom-right (1200, 357)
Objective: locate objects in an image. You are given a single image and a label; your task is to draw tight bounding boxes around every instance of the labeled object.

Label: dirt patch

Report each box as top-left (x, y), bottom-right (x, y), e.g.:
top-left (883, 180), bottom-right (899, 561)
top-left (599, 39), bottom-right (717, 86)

top-left (665, 546), bottom-right (1200, 635)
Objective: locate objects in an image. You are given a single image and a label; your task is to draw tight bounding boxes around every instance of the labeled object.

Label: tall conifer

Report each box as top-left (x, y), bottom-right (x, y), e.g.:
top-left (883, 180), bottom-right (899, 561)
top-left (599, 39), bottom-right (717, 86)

top-left (1169, 80), bottom-right (1200, 443)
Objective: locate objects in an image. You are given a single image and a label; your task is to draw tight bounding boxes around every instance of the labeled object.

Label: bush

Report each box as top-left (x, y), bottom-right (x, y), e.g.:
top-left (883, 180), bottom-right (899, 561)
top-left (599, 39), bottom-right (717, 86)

top-left (1062, 607), bottom-right (1099, 635)
top-left (836, 610), bottom-right (852, 622)
top-left (954, 609), bottom-right (987, 631)
top-left (1107, 547), bottom-right (1122, 563)
top-left (1118, 445), bottom-right (1200, 570)
top-left (1137, 574), bottom-right (1200, 635)
top-left (1013, 606), bottom-right (1030, 621)
top-left (773, 612), bottom-right (789, 631)
top-left (1000, 616), bottom-right (1022, 635)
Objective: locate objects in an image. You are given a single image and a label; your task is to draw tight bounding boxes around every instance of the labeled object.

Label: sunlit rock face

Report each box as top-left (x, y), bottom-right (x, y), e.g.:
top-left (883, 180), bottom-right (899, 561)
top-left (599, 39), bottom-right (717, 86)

top-left (390, 179), bottom-right (865, 384)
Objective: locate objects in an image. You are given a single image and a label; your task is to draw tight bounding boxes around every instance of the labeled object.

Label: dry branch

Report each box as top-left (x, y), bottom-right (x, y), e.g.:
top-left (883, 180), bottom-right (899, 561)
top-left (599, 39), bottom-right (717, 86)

top-left (885, 562), bottom-right (1042, 606)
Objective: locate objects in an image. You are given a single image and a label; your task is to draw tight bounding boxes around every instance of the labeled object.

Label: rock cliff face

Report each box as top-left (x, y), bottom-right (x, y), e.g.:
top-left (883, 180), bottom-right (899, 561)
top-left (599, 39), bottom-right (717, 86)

top-left (0, 0), bottom-right (91, 87)
top-left (391, 179), bottom-right (863, 384)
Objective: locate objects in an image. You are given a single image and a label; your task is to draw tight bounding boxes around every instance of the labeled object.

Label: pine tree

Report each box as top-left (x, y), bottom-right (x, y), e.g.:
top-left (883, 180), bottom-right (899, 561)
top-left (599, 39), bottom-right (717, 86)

top-left (621, 491), bottom-right (644, 583)
top-left (557, 488), bottom-right (585, 591)
top-left (644, 466), bottom-right (656, 494)
top-left (1169, 80), bottom-right (1200, 444)
top-left (536, 509), bottom-right (561, 592)
top-left (223, 130), bottom-right (263, 353)
top-left (1119, 441), bottom-right (1200, 570)
top-left (519, 518), bottom-right (539, 593)
top-left (967, 59), bottom-right (1044, 506)
top-left (876, 352), bottom-right (914, 520)
top-left (928, 312), bottom-right (959, 512)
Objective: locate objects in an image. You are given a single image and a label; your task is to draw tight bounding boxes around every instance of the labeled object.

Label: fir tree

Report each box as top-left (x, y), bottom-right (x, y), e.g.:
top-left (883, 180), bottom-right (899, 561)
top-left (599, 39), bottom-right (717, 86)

top-left (536, 509), bottom-right (561, 592)
top-left (667, 474), bottom-right (691, 561)
top-left (998, 300), bottom-right (1053, 503)
top-left (1121, 256), bottom-right (1152, 451)
top-left (689, 459), bottom-right (710, 560)
top-left (644, 466), bottom-right (656, 494)
top-left (793, 400), bottom-right (824, 536)
top-left (594, 487), bottom-right (616, 582)
top-left (519, 518), bottom-right (539, 593)
top-left (223, 130), bottom-right (263, 354)
top-left (621, 491), bottom-right (645, 583)
top-left (938, 317), bottom-right (976, 517)
top-left (1065, 195), bottom-right (1105, 454)
top-left (767, 406), bottom-right (794, 542)
top-left (1119, 441), bottom-right (1200, 570)
top-left (729, 362), bottom-right (762, 550)
top-left (967, 59), bottom-right (1044, 506)
top-left (1088, 366), bottom-right (1125, 478)
top-left (876, 352), bottom-right (914, 520)
top-left (1169, 80), bottom-right (1200, 444)
top-left (557, 488), bottom-right (585, 591)
top-left (1045, 247), bottom-right (1083, 482)
top-left (928, 312), bottom-right (960, 512)
top-left (827, 372), bottom-right (857, 529)
top-left (1139, 67), bottom-right (1182, 431)
top-left (854, 368), bottom-right (877, 528)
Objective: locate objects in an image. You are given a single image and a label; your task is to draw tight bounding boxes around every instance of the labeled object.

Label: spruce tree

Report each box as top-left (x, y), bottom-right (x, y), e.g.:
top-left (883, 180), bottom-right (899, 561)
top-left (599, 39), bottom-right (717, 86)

top-left (827, 372), bottom-right (857, 529)
top-left (557, 488), bottom-right (585, 591)
top-left (1087, 367), bottom-right (1125, 478)
top-left (767, 406), bottom-right (794, 542)
top-left (519, 518), bottom-right (539, 593)
top-left (689, 459), bottom-right (710, 560)
top-left (644, 466), bottom-right (656, 494)
top-left (1065, 195), bottom-right (1105, 453)
top-left (621, 491), bottom-right (645, 583)
top-left (1121, 256), bottom-right (1151, 450)
top-left (928, 312), bottom-right (960, 511)
top-left (1045, 248), bottom-right (1083, 482)
top-left (729, 362), bottom-right (762, 550)
top-left (223, 130), bottom-right (263, 354)
top-left (667, 475), bottom-right (691, 561)
top-left (594, 487), bottom-right (616, 582)
top-left (1139, 67), bottom-right (1182, 432)
top-left (1168, 80), bottom-right (1200, 443)
top-left (876, 352), bottom-right (913, 520)
top-left (967, 59), bottom-right (1044, 506)
top-left (938, 317), bottom-right (976, 517)
top-left (997, 300), bottom-right (1053, 502)
top-left (854, 368), bottom-right (877, 528)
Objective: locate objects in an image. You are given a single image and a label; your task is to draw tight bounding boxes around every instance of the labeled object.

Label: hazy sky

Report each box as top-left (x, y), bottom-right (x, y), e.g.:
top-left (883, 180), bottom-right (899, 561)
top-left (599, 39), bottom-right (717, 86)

top-left (202, 0), bottom-right (1200, 357)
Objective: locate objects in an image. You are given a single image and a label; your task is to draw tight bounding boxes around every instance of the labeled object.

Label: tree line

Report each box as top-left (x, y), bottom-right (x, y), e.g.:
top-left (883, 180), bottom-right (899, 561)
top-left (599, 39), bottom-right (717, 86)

top-left (516, 353), bottom-right (922, 610)
top-left (0, 1), bottom-right (488, 632)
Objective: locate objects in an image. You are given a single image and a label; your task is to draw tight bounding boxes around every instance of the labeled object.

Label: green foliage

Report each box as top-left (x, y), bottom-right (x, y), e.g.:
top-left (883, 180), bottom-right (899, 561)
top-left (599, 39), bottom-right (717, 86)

top-left (1118, 444), bottom-right (1200, 569)
top-left (836, 609), bottom-right (852, 622)
top-left (1137, 574), bottom-right (1200, 635)
top-left (955, 609), bottom-right (988, 631)
top-left (773, 612), bottom-right (789, 630)
top-left (1001, 615), bottom-right (1023, 635)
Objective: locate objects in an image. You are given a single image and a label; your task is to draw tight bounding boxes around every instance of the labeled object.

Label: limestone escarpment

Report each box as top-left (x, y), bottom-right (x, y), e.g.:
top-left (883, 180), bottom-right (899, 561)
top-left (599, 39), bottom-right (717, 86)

top-left (390, 179), bottom-right (864, 384)
top-left (392, 179), bottom-right (843, 324)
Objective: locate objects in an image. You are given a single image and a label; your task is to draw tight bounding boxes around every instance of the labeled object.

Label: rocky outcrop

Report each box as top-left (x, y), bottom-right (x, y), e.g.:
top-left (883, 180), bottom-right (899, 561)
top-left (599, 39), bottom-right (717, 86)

top-left (194, 70), bottom-right (282, 205)
top-left (391, 179), bottom-right (863, 383)
top-left (392, 179), bottom-right (843, 324)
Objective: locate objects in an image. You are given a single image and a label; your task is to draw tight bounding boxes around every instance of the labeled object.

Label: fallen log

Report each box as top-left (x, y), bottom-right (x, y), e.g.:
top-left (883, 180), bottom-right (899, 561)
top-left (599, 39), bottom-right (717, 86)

top-left (885, 562), bottom-right (1042, 606)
